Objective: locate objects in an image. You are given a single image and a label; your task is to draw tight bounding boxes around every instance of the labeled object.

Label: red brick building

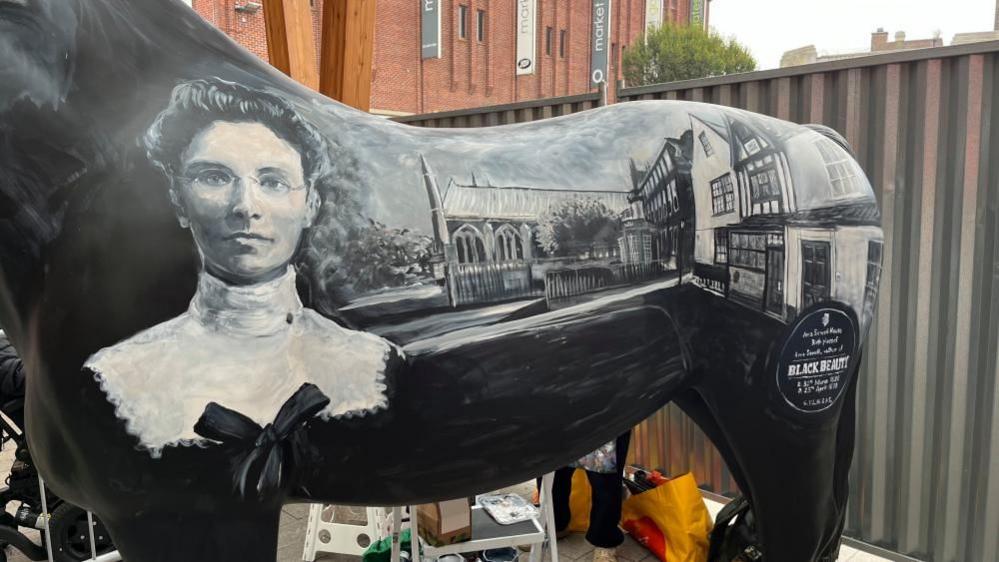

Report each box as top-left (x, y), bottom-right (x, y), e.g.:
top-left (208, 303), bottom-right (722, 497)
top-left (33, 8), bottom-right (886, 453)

top-left (189, 0), bottom-right (706, 115)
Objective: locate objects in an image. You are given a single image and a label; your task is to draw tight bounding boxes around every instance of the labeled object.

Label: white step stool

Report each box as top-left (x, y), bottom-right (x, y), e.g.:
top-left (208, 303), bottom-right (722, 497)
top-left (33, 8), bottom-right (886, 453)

top-left (302, 504), bottom-right (388, 560)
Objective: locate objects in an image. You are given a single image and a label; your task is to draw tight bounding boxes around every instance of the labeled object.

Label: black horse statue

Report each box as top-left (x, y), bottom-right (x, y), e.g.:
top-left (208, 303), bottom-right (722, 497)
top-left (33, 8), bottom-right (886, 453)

top-left (0, 1), bottom-right (881, 561)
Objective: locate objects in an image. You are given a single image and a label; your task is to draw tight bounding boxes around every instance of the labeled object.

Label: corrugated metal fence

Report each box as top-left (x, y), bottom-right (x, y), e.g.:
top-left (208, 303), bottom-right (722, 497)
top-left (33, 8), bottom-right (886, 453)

top-left (395, 92), bottom-right (601, 128)
top-left (396, 41), bottom-right (999, 562)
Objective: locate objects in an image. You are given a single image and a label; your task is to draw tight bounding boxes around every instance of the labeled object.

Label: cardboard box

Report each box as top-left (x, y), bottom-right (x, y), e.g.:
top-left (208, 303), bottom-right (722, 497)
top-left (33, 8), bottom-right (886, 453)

top-left (416, 499), bottom-right (472, 546)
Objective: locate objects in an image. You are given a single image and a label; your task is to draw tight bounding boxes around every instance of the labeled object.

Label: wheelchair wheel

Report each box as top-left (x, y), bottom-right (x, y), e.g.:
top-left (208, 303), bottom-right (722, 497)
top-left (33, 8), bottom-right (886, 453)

top-left (48, 503), bottom-right (115, 562)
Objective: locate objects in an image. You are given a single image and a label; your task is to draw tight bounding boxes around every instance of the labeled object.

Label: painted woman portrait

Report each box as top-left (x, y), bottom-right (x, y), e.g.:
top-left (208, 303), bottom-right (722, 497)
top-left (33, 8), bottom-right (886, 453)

top-left (85, 78), bottom-right (396, 457)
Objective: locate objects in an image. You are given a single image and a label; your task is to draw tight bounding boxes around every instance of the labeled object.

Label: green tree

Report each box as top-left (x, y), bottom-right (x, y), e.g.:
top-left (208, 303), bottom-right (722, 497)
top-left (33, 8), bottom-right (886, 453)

top-left (341, 220), bottom-right (435, 292)
top-left (622, 23), bottom-right (756, 86)
top-left (536, 198), bottom-right (623, 258)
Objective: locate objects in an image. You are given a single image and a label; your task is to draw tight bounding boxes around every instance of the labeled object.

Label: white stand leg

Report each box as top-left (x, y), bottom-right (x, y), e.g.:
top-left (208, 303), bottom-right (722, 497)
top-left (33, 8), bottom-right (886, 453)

top-left (302, 504), bottom-right (322, 562)
top-left (530, 473), bottom-right (558, 562)
top-left (390, 507), bottom-right (403, 562)
top-left (410, 506), bottom-right (420, 562)
top-left (542, 473), bottom-right (559, 562)
top-left (37, 475), bottom-right (54, 562)
top-left (86, 511), bottom-right (98, 560)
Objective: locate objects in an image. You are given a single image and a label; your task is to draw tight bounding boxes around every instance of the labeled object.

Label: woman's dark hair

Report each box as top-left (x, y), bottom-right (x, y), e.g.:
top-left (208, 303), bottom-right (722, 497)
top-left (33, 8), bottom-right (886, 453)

top-left (144, 78), bottom-right (332, 185)
top-left (144, 78), bottom-right (372, 316)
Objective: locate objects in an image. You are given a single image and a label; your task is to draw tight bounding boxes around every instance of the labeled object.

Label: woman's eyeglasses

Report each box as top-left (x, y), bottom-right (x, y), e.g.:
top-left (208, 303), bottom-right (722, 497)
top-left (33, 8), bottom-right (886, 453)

top-left (176, 169), bottom-right (305, 197)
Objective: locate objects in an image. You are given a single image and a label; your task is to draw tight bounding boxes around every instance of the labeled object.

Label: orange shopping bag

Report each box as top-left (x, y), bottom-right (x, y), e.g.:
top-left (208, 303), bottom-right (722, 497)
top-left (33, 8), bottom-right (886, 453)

top-left (621, 472), bottom-right (712, 562)
top-left (567, 468), bottom-right (592, 532)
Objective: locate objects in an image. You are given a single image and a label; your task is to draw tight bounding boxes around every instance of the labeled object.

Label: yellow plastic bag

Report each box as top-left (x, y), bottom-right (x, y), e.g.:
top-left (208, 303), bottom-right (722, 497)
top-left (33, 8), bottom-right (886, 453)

top-left (620, 473), bottom-right (712, 562)
top-left (567, 468), bottom-right (592, 532)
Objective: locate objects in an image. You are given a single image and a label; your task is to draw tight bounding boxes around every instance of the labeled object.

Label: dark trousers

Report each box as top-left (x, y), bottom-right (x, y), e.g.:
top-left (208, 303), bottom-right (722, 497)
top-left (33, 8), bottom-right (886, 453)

top-left (548, 431), bottom-right (631, 549)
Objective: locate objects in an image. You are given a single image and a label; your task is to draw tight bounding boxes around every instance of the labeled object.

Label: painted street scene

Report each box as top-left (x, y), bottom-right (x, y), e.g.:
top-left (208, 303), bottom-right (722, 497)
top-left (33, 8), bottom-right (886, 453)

top-left (337, 110), bottom-right (881, 350)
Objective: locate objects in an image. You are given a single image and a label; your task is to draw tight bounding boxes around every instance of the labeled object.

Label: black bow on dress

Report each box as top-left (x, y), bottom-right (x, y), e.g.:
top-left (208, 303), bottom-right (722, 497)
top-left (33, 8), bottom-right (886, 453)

top-left (193, 383), bottom-right (331, 499)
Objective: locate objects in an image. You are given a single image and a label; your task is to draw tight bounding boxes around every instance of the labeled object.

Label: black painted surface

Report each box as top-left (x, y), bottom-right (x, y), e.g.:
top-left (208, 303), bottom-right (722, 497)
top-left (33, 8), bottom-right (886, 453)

top-left (0, 1), bottom-right (881, 561)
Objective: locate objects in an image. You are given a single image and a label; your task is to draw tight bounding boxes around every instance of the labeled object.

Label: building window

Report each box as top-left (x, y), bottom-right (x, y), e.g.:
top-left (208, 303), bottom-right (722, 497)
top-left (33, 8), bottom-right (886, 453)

top-left (658, 155), bottom-right (671, 175)
top-left (454, 225), bottom-right (486, 263)
top-left (815, 137), bottom-right (861, 197)
top-left (458, 5), bottom-right (468, 39)
top-left (494, 225), bottom-right (524, 262)
top-left (749, 169), bottom-right (781, 203)
top-left (666, 182), bottom-right (679, 214)
top-left (801, 240), bottom-right (832, 308)
top-left (729, 232), bottom-right (767, 271)
top-left (546, 27), bottom-right (553, 56)
top-left (698, 131), bottom-right (715, 157)
top-left (714, 230), bottom-right (728, 264)
top-left (476, 10), bottom-right (486, 42)
top-left (710, 174), bottom-right (735, 215)
top-left (559, 30), bottom-right (566, 58)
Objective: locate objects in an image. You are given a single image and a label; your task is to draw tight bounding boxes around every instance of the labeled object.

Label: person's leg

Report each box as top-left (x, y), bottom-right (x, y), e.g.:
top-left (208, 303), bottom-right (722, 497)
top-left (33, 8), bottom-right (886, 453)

top-left (584, 470), bottom-right (624, 548)
top-left (584, 431), bottom-right (632, 549)
top-left (551, 466), bottom-right (575, 533)
top-left (614, 431), bottom-right (631, 479)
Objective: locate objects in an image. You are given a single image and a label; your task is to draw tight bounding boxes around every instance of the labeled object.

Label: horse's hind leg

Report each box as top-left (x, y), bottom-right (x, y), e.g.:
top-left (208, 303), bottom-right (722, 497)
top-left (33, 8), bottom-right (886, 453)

top-left (689, 370), bottom-right (859, 562)
top-left (672, 388), bottom-right (751, 496)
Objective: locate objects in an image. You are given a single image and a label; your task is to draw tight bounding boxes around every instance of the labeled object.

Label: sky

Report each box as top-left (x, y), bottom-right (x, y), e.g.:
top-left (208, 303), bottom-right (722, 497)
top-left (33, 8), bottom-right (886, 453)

top-left (709, 0), bottom-right (997, 69)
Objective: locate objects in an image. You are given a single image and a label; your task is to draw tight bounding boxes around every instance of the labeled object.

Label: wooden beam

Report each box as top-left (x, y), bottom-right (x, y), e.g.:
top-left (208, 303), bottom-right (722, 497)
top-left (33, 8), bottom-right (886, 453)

top-left (262, 0), bottom-right (320, 91)
top-left (319, 0), bottom-right (376, 111)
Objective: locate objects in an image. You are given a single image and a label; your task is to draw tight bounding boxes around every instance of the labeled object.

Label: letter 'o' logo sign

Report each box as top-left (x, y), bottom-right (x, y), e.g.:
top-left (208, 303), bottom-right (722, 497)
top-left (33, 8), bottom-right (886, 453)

top-left (518, 59), bottom-right (532, 70)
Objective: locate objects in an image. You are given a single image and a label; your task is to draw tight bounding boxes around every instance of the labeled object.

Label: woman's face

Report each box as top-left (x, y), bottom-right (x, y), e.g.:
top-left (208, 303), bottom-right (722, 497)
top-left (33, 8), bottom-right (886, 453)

top-left (173, 121), bottom-right (317, 285)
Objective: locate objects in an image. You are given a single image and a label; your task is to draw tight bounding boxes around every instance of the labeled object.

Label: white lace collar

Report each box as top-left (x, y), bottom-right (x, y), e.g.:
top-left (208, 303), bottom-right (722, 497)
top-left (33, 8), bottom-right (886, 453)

top-left (189, 267), bottom-right (303, 336)
top-left (85, 268), bottom-right (394, 457)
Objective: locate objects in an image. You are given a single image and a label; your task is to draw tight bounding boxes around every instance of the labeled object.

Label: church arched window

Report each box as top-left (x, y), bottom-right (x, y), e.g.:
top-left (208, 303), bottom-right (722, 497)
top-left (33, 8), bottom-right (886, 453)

top-left (454, 225), bottom-right (487, 264)
top-left (494, 224), bottom-right (524, 262)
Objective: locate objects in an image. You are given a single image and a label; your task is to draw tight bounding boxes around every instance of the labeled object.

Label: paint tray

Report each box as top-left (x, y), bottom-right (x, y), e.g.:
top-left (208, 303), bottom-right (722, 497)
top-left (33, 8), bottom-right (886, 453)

top-left (476, 493), bottom-right (540, 525)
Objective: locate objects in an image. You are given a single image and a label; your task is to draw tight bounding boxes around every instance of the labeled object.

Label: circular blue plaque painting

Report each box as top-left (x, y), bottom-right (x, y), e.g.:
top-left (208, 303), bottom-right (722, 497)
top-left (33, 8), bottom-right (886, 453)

top-left (776, 306), bottom-right (858, 414)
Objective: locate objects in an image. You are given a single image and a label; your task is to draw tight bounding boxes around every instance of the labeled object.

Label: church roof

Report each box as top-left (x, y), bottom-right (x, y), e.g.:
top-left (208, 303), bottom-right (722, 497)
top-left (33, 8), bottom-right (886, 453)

top-left (442, 182), bottom-right (632, 222)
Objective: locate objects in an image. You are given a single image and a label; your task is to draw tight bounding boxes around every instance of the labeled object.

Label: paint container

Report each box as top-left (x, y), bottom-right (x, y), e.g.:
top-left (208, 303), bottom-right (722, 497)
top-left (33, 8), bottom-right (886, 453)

top-left (480, 547), bottom-right (519, 562)
top-left (435, 554), bottom-right (465, 562)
